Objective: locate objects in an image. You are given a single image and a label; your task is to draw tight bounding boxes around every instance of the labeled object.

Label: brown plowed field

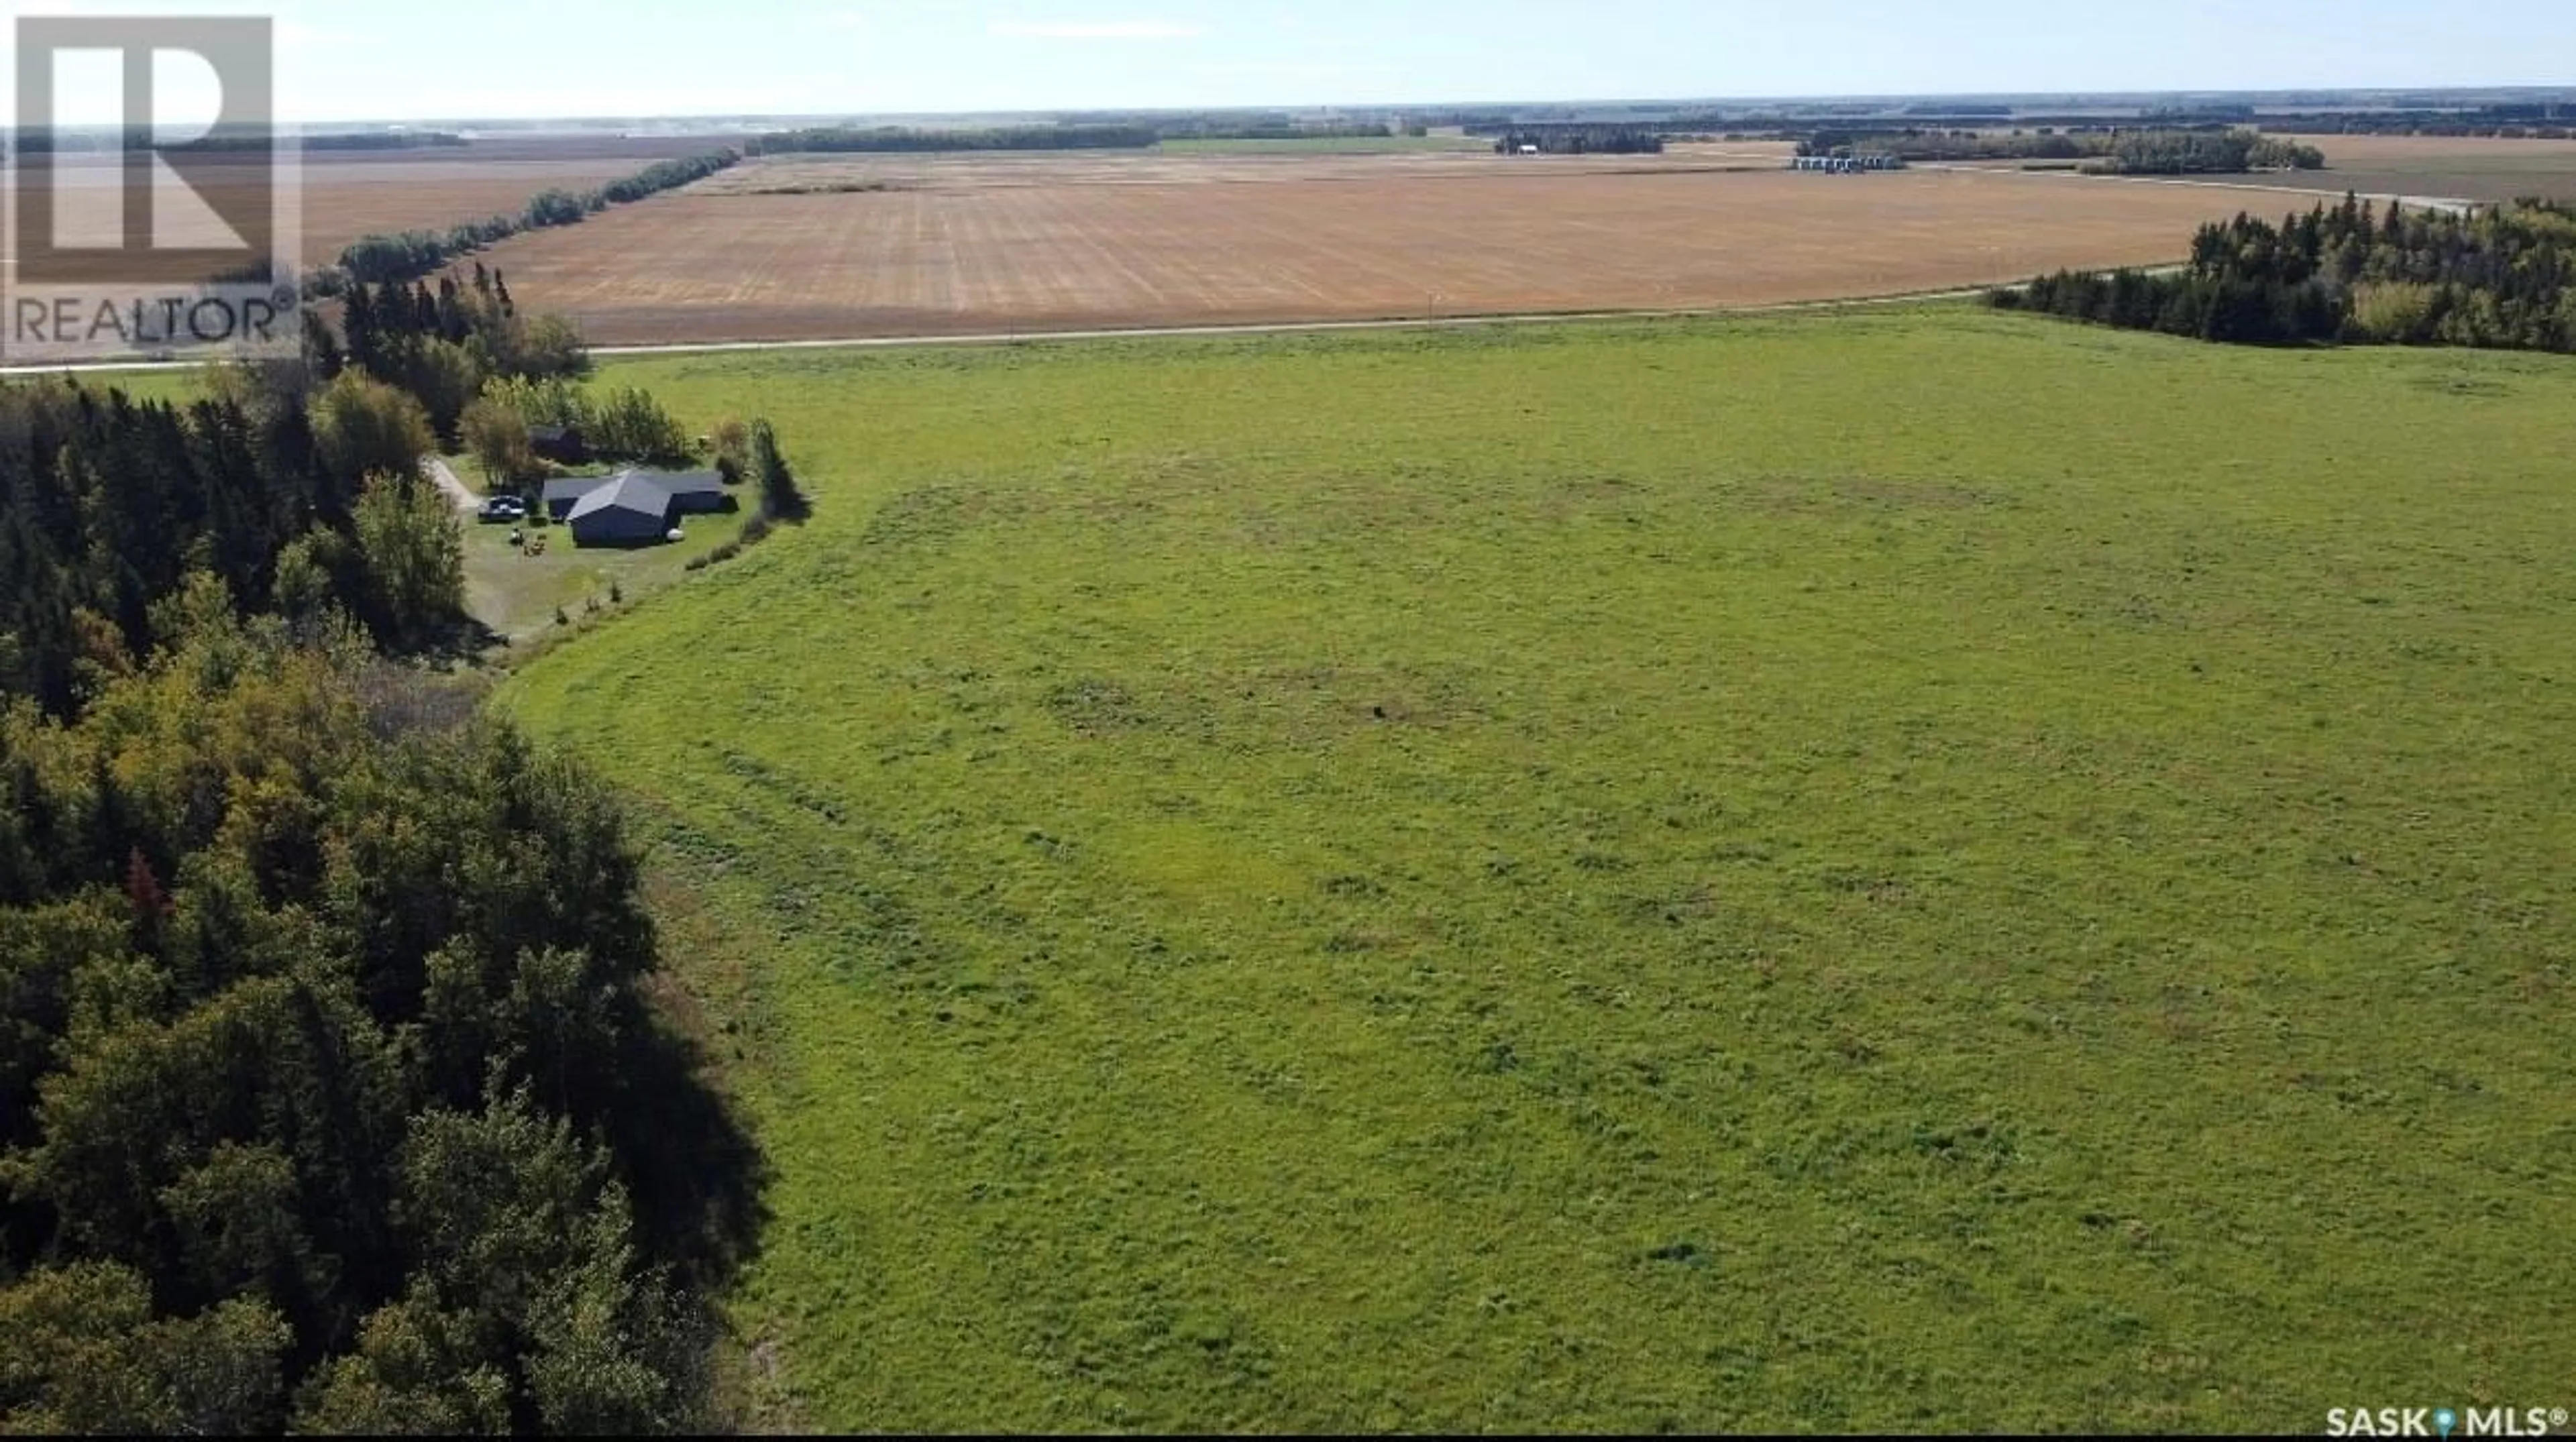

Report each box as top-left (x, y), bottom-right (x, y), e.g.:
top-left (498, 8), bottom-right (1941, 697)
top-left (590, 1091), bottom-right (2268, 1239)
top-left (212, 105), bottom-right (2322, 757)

top-left (283, 137), bottom-right (725, 261)
top-left (16, 137), bottom-right (722, 268)
top-left (290, 146), bottom-right (717, 260)
top-left (466, 155), bottom-right (2288, 345)
top-left (692, 143), bottom-right (1801, 194)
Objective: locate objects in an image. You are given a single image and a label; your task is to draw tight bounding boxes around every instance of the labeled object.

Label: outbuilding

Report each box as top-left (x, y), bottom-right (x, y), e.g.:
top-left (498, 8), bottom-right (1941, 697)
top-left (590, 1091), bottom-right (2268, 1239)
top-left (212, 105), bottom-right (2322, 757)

top-left (566, 473), bottom-right (676, 547)
top-left (648, 469), bottom-right (735, 516)
top-left (543, 467), bottom-right (735, 520)
top-left (529, 423), bottom-right (588, 465)
top-left (542, 474), bottom-right (603, 519)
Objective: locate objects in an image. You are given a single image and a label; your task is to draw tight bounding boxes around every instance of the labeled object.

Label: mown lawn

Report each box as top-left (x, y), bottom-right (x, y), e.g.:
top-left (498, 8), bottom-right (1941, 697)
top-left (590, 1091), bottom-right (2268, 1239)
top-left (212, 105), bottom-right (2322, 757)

top-left (459, 491), bottom-right (753, 646)
top-left (499, 309), bottom-right (2576, 1433)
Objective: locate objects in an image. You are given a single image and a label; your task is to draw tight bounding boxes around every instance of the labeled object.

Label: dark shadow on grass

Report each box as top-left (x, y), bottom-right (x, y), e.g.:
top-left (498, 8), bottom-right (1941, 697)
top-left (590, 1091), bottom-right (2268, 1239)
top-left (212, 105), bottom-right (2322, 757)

top-left (610, 1008), bottom-right (773, 1298)
top-left (417, 612), bottom-right (511, 663)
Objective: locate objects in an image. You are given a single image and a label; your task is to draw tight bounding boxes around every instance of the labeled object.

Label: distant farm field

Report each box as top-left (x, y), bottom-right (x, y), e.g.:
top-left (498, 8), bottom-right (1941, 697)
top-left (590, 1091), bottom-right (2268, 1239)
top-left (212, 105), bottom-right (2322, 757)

top-left (464, 153), bottom-right (2275, 345)
top-left (2259, 134), bottom-right (2576, 204)
top-left (1156, 134), bottom-right (1497, 155)
top-left (14, 135), bottom-right (722, 268)
top-left (502, 310), bottom-right (2576, 1432)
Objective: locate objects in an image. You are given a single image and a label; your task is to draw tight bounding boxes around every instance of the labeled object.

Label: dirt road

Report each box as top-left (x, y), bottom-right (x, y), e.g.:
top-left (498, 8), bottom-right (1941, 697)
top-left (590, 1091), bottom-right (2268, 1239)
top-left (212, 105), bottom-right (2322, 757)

top-left (422, 455), bottom-right (483, 512)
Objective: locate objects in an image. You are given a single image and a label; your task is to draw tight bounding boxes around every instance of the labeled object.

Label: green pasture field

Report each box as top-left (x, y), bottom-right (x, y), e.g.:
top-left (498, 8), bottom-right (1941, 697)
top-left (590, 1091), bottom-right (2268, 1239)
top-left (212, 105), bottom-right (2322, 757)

top-left (490, 308), bottom-right (2576, 1432)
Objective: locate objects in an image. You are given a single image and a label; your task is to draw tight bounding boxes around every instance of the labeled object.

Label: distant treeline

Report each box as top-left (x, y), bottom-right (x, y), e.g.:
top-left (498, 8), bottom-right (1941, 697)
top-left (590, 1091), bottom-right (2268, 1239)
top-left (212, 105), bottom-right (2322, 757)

top-left (2091, 129), bottom-right (2326, 174)
top-left (1487, 126), bottom-right (1665, 156)
top-left (1992, 197), bottom-right (2576, 351)
top-left (11, 129), bottom-right (467, 154)
top-left (1673, 103), bottom-right (2576, 136)
top-left (1412, 109), bottom-right (1520, 130)
top-left (743, 125), bottom-right (1157, 155)
top-left (2266, 119), bottom-right (2576, 139)
top-left (330, 149), bottom-right (739, 288)
top-left (2263, 102), bottom-right (2574, 136)
top-left (1171, 123), bottom-right (1395, 141)
top-left (1672, 109), bottom-right (2200, 133)
top-left (305, 131), bottom-right (470, 150)
top-left (2143, 105), bottom-right (2259, 122)
top-left (1800, 129), bottom-right (2102, 162)
top-left (1798, 126), bottom-right (2322, 173)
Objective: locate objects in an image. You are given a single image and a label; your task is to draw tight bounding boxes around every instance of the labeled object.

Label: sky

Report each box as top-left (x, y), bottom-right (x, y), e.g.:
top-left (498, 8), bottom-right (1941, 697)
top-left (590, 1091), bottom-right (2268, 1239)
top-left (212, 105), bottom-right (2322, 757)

top-left (9, 0), bottom-right (2576, 123)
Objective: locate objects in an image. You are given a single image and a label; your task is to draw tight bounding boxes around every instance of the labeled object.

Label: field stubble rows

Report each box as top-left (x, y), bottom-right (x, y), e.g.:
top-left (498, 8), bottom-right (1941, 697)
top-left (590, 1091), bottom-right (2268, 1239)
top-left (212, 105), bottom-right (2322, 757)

top-left (13, 138), bottom-right (722, 268)
top-left (477, 162), bottom-right (2286, 345)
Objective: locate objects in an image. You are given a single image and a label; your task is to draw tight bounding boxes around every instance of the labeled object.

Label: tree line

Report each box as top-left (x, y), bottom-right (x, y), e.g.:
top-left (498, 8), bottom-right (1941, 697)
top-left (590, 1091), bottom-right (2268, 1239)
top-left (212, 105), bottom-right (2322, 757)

top-left (1489, 126), bottom-right (1665, 156)
top-left (310, 263), bottom-right (588, 446)
top-left (12, 130), bottom-right (466, 156)
top-left (1991, 195), bottom-right (2576, 351)
top-left (467, 375), bottom-right (694, 482)
top-left (1796, 126), bottom-right (2322, 172)
top-left (0, 368), bottom-right (468, 716)
top-left (2263, 102), bottom-right (2575, 137)
top-left (1801, 129), bottom-right (2096, 162)
top-left (331, 150), bottom-right (739, 289)
top-left (1165, 122), bottom-right (1395, 141)
top-left (743, 124), bottom-right (1158, 155)
top-left (2091, 129), bottom-right (2325, 175)
top-left (21, 130), bottom-right (472, 155)
top-left (1, 292), bottom-right (763, 1430)
top-left (0, 599), bottom-right (755, 1431)
top-left (2273, 123), bottom-right (2575, 140)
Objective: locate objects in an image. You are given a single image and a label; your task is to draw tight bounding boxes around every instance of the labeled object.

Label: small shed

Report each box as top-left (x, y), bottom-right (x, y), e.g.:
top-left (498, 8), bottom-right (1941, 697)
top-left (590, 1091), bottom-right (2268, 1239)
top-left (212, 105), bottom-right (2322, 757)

top-left (529, 423), bottom-right (588, 465)
top-left (567, 473), bottom-right (675, 547)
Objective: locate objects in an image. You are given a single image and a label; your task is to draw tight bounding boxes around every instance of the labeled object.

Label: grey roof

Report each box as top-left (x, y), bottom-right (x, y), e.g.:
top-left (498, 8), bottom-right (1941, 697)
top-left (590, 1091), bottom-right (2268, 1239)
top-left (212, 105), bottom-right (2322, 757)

top-left (543, 474), bottom-right (610, 506)
top-left (545, 467), bottom-right (720, 504)
top-left (567, 473), bottom-right (672, 524)
top-left (641, 468), bottom-right (724, 498)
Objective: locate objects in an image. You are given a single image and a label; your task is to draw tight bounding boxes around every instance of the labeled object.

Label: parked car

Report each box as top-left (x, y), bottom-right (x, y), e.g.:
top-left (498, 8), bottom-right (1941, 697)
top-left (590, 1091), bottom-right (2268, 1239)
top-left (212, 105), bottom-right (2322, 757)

top-left (478, 496), bottom-right (528, 523)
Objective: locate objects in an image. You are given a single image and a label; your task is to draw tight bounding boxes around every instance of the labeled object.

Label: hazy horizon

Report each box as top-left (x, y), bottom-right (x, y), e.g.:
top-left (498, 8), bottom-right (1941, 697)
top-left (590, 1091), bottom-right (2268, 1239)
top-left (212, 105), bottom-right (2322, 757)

top-left (278, 82), bottom-right (2576, 131)
top-left (12, 0), bottom-right (2575, 126)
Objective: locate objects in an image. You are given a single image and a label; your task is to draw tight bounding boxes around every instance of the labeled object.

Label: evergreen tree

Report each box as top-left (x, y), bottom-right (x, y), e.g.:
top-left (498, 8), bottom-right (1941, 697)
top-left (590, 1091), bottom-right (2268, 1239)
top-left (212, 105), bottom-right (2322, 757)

top-left (748, 420), bottom-right (811, 524)
top-left (0, 616), bottom-right (755, 1435)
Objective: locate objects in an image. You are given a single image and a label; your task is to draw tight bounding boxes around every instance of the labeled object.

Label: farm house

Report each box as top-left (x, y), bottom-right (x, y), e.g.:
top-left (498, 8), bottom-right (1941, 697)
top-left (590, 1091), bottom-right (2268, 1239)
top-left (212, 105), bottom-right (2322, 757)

top-left (566, 473), bottom-right (677, 547)
top-left (543, 467), bottom-right (733, 520)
